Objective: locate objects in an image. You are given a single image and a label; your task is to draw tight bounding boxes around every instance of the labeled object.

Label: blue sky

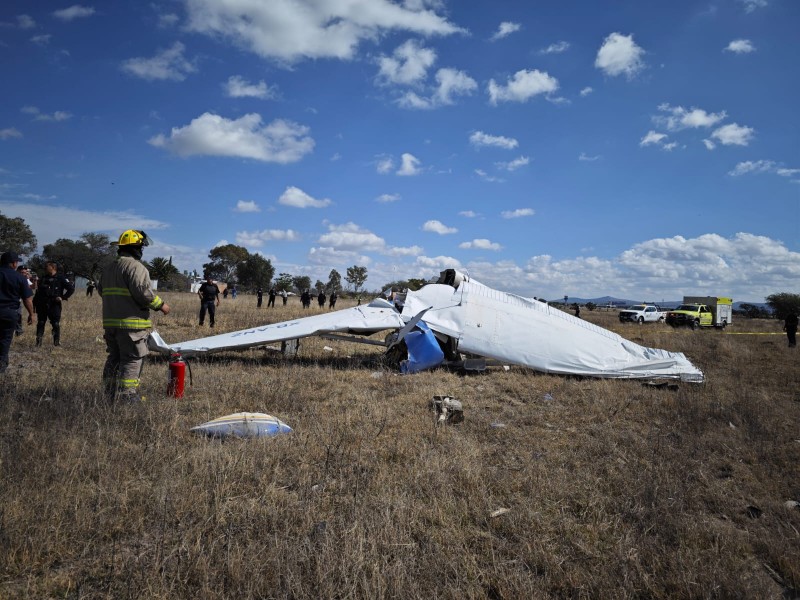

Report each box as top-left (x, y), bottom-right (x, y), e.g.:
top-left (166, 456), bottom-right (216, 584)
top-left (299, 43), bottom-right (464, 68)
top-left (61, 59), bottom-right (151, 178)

top-left (1, 0), bottom-right (798, 302)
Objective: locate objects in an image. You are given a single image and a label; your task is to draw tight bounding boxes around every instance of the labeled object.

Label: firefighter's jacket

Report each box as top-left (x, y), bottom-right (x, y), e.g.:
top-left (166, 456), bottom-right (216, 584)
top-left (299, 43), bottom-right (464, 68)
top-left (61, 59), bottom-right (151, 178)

top-left (98, 254), bottom-right (164, 329)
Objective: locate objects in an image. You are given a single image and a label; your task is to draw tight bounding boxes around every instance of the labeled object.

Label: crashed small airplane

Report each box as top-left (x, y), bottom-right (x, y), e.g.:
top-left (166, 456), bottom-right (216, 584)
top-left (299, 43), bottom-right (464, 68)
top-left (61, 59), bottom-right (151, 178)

top-left (148, 269), bottom-right (704, 382)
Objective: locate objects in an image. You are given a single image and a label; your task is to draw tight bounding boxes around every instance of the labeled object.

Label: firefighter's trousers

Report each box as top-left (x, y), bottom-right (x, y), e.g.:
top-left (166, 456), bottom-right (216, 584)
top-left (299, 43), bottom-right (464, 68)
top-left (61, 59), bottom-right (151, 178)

top-left (103, 328), bottom-right (150, 398)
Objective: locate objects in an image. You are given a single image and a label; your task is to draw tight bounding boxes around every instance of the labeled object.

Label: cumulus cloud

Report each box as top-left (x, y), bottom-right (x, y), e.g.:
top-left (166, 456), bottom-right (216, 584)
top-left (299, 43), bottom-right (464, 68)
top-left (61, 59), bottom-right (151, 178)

top-left (490, 21), bottom-right (521, 41)
top-left (469, 131), bottom-right (518, 150)
top-left (711, 123), bottom-right (755, 146)
top-left (579, 152), bottom-right (600, 161)
top-left (738, 0), bottom-right (768, 13)
top-left (184, 0), bottom-right (464, 64)
top-left (501, 208), bottom-right (534, 219)
top-left (488, 69), bottom-right (559, 105)
top-left (459, 238), bottom-right (503, 251)
top-left (728, 160), bottom-right (799, 180)
top-left (30, 34), bottom-right (52, 45)
top-left (595, 32), bottom-right (645, 78)
top-left (376, 193), bottom-right (400, 203)
top-left (224, 75), bottom-right (277, 99)
top-left (655, 104), bottom-right (727, 131)
top-left (236, 228), bottom-right (299, 247)
top-left (148, 113), bottom-right (315, 163)
top-left (15, 14), bottom-right (36, 29)
top-left (495, 156), bottom-right (529, 171)
top-left (21, 106), bottom-right (72, 122)
top-left (376, 156), bottom-right (394, 174)
top-left (580, 87), bottom-right (593, 96)
top-left (53, 5), bottom-right (95, 21)
top-left (0, 128), bottom-right (22, 140)
top-left (475, 169), bottom-right (504, 183)
top-left (540, 41), bottom-right (570, 54)
top-left (122, 42), bottom-right (196, 81)
top-left (725, 39), bottom-right (755, 53)
top-left (397, 153), bottom-right (422, 175)
top-left (278, 186), bottom-right (331, 208)
top-left (422, 220), bottom-right (457, 234)
top-left (234, 200), bottom-right (260, 213)
top-left (397, 67), bottom-right (477, 109)
top-left (318, 222), bottom-right (387, 252)
top-left (377, 39), bottom-right (436, 85)
top-left (459, 210), bottom-right (478, 218)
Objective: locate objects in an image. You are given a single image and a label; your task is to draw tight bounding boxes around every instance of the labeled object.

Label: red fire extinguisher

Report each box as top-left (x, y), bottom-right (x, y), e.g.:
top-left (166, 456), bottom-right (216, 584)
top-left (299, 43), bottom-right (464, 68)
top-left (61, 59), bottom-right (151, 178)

top-left (167, 353), bottom-right (186, 398)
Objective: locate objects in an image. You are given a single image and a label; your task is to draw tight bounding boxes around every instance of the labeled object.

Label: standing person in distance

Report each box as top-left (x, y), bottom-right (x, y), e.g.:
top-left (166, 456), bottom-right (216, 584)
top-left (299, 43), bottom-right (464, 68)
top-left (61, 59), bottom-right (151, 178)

top-left (256, 286), bottom-right (263, 308)
top-left (0, 252), bottom-right (34, 373)
top-left (328, 291), bottom-right (337, 309)
top-left (33, 261), bottom-right (74, 347)
top-left (98, 230), bottom-right (169, 402)
top-left (267, 287), bottom-right (276, 308)
top-left (784, 311), bottom-right (798, 348)
top-left (317, 290), bottom-right (326, 308)
top-left (198, 274), bottom-right (220, 327)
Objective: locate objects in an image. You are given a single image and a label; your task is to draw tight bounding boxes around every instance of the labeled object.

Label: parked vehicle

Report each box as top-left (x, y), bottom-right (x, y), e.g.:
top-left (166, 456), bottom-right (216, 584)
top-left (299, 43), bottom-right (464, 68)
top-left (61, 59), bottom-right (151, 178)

top-left (618, 304), bottom-right (665, 324)
top-left (665, 296), bottom-right (733, 329)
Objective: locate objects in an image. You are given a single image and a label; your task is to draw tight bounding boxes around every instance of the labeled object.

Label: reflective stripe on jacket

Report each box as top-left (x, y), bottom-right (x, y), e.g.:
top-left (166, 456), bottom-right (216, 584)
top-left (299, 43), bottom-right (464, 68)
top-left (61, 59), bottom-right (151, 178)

top-left (98, 254), bottom-right (163, 330)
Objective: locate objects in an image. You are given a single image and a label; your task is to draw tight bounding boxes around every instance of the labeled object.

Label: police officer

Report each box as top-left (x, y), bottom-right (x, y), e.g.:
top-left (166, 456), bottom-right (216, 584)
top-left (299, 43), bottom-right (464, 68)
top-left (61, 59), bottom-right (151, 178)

top-left (33, 261), bottom-right (74, 347)
top-left (197, 274), bottom-right (220, 327)
top-left (98, 230), bottom-right (170, 402)
top-left (0, 252), bottom-right (34, 373)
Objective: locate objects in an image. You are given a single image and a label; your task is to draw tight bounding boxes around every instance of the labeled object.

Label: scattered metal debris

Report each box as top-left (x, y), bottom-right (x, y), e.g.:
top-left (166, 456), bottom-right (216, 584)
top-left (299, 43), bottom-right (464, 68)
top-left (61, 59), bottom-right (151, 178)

top-left (191, 412), bottom-right (292, 438)
top-left (431, 395), bottom-right (463, 425)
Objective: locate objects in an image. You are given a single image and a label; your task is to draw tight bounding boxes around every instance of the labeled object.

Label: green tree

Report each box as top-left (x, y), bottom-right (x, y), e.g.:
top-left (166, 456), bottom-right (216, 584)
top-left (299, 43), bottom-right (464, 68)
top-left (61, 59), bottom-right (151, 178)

top-left (326, 269), bottom-right (342, 293)
top-left (314, 279), bottom-right (325, 293)
top-left (586, 302), bottom-right (597, 311)
top-left (275, 272), bottom-right (294, 292)
top-left (203, 244), bottom-right (249, 282)
top-left (292, 275), bottom-right (312, 292)
top-left (0, 212), bottom-right (37, 256)
top-left (382, 278), bottom-right (427, 292)
top-left (237, 253), bottom-right (275, 291)
top-left (765, 293), bottom-right (800, 320)
top-left (147, 256), bottom-right (179, 282)
top-left (39, 233), bottom-right (114, 278)
top-left (345, 265), bottom-right (368, 293)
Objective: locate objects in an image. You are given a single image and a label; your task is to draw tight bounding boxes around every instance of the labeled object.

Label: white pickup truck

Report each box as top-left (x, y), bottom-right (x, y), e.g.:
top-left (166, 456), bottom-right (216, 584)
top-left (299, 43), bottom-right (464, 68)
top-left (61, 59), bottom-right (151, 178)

top-left (618, 304), bottom-right (665, 324)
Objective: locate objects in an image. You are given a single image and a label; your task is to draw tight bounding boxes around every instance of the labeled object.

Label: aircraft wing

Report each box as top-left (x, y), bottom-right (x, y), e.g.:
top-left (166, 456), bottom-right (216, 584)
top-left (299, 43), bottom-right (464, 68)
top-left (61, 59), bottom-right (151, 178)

top-left (148, 298), bottom-right (405, 357)
top-left (401, 279), bottom-right (704, 382)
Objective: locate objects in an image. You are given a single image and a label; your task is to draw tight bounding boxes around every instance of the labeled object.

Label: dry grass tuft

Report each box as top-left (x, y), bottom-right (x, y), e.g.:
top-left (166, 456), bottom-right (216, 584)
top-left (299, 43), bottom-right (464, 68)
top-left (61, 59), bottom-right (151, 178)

top-left (1, 293), bottom-right (798, 598)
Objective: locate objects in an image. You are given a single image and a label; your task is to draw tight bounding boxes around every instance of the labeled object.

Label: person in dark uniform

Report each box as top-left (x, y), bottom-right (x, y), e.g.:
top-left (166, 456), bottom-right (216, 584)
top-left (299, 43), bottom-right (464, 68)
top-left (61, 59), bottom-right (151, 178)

top-left (198, 274), bottom-right (220, 327)
top-left (784, 311), bottom-right (798, 348)
top-left (0, 252), bottom-right (34, 372)
top-left (328, 291), bottom-right (337, 309)
top-left (256, 287), bottom-right (263, 308)
top-left (317, 290), bottom-right (326, 308)
top-left (268, 287), bottom-right (276, 308)
top-left (33, 261), bottom-right (74, 347)
top-left (300, 289), bottom-right (311, 309)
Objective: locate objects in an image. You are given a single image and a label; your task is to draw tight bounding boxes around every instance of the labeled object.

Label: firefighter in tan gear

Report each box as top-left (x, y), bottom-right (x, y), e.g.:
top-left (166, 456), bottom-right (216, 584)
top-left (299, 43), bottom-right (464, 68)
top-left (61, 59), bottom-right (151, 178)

top-left (98, 230), bottom-right (170, 402)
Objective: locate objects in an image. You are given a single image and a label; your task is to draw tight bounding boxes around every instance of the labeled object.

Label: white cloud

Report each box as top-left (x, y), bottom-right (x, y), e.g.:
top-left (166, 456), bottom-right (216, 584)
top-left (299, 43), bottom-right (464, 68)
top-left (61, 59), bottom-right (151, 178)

top-left (459, 210), bottom-right (478, 218)
top-left (17, 15), bottom-right (36, 29)
top-left (308, 246), bottom-right (370, 266)
top-left (640, 130), bottom-right (668, 146)
top-left (595, 32), bottom-right (645, 79)
top-left (397, 67), bottom-right (477, 109)
top-left (377, 39), bottom-right (436, 85)
top-left (738, 0), bottom-right (768, 13)
top-left (459, 238), bottom-right (503, 251)
top-left (711, 123), bottom-right (755, 146)
top-left (580, 86), bottom-right (593, 96)
top-left (318, 222), bottom-right (386, 252)
top-left (662, 142), bottom-right (679, 151)
top-left (236, 228), bottom-right (299, 247)
top-left (0, 201), bottom-right (167, 249)
top-left (490, 21), bottom-right (521, 41)
top-left (184, 0), bottom-right (464, 64)
top-left (728, 160), bottom-right (799, 181)
top-left (724, 39), bottom-right (756, 54)
top-left (376, 193), bottom-right (400, 203)
top-left (579, 152), bottom-right (600, 161)
top-left (475, 169), bottom-right (504, 183)
top-left (397, 152), bottom-right (422, 175)
top-left (469, 131), bottom-right (518, 150)
top-left (540, 41), bottom-right (570, 54)
top-left (224, 75), bottom-right (277, 99)
top-left (422, 220), bottom-right (457, 234)
top-left (496, 156), bottom-right (530, 171)
top-left (656, 104), bottom-right (727, 131)
top-left (21, 106), bottom-right (72, 122)
top-left (0, 128), bottom-right (22, 140)
top-left (488, 69), bottom-right (559, 105)
top-left (158, 13), bottom-right (179, 28)
top-left (234, 200), bottom-right (260, 213)
top-left (149, 113), bottom-right (315, 163)
top-left (703, 139), bottom-right (716, 150)
top-left (278, 186), bottom-right (331, 208)
top-left (122, 42), bottom-right (196, 82)
top-left (376, 156), bottom-right (395, 174)
top-left (30, 34), bottom-right (52, 45)
top-left (53, 5), bottom-right (95, 21)
top-left (501, 208), bottom-right (534, 219)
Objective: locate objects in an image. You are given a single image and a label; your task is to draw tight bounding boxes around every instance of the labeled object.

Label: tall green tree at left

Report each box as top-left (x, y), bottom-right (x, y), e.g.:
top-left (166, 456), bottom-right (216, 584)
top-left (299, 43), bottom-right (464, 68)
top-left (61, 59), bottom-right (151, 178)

top-left (33, 232), bottom-right (115, 279)
top-left (0, 212), bottom-right (37, 256)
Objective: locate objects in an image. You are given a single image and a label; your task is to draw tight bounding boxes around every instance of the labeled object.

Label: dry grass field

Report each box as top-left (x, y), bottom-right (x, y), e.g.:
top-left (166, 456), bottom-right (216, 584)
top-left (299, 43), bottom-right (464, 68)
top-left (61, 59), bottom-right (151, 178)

top-left (1, 291), bottom-right (798, 599)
